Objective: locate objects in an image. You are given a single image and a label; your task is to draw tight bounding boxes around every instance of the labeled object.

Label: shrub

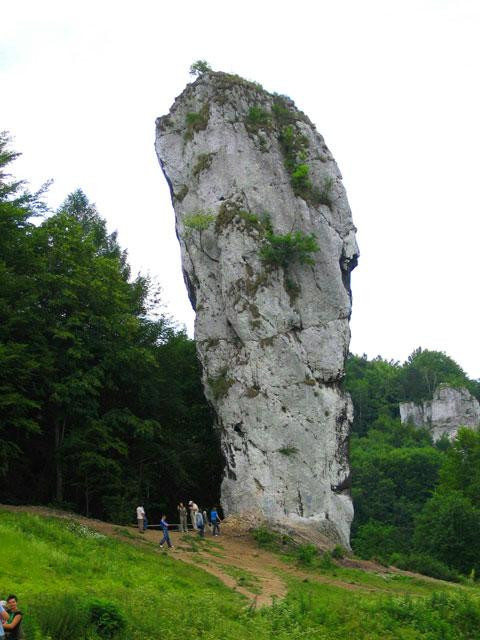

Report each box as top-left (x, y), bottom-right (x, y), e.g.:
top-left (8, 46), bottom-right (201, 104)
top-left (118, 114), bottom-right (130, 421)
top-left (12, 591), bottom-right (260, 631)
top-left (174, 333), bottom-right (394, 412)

top-left (245, 106), bottom-right (271, 131)
top-left (87, 598), bottom-right (127, 639)
top-left (184, 103), bottom-right (209, 140)
top-left (296, 543), bottom-right (318, 567)
top-left (390, 552), bottom-right (462, 583)
top-left (207, 368), bottom-right (235, 400)
top-left (252, 526), bottom-right (283, 550)
top-left (189, 59), bottom-right (212, 76)
top-left (192, 152), bottom-right (215, 177)
top-left (352, 520), bottom-right (405, 561)
top-left (260, 231), bottom-right (319, 269)
top-left (290, 163), bottom-right (312, 193)
top-left (316, 175), bottom-right (334, 207)
top-left (318, 550), bottom-right (335, 570)
top-left (331, 544), bottom-right (346, 559)
top-left (183, 211), bottom-right (215, 235)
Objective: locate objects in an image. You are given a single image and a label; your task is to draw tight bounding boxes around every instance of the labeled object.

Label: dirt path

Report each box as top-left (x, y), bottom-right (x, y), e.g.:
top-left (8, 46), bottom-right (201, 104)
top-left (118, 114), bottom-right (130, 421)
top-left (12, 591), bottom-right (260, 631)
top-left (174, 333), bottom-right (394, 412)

top-left (0, 505), bottom-right (450, 607)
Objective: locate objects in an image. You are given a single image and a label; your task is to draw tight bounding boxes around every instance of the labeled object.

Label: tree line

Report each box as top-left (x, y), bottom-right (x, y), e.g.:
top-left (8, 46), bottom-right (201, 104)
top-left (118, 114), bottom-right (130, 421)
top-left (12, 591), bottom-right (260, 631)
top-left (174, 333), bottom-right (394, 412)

top-left (346, 352), bottom-right (480, 580)
top-left (0, 132), bottom-right (222, 523)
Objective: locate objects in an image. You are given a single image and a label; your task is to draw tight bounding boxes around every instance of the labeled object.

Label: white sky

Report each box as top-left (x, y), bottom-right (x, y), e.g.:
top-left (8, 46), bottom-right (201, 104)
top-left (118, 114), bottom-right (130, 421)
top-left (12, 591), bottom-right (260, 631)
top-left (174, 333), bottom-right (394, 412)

top-left (1, 0), bottom-right (479, 379)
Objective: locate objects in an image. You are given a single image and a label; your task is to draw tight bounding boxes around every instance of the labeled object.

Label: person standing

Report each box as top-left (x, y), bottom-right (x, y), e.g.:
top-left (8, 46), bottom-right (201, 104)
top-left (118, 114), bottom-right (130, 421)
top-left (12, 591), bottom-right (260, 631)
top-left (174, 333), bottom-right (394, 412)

top-left (136, 505), bottom-right (145, 533)
top-left (202, 509), bottom-right (209, 535)
top-left (159, 515), bottom-right (174, 549)
top-left (195, 510), bottom-right (205, 537)
top-left (2, 595), bottom-right (22, 640)
top-left (210, 506), bottom-right (222, 536)
top-left (188, 500), bottom-right (199, 530)
top-left (177, 502), bottom-right (188, 533)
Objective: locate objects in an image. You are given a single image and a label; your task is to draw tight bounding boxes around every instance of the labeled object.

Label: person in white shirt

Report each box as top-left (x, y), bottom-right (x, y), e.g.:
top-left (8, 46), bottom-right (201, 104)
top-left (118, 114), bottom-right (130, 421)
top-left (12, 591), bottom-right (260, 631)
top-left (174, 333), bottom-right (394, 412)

top-left (136, 505), bottom-right (146, 533)
top-left (0, 600), bottom-right (8, 638)
top-left (188, 501), bottom-right (199, 530)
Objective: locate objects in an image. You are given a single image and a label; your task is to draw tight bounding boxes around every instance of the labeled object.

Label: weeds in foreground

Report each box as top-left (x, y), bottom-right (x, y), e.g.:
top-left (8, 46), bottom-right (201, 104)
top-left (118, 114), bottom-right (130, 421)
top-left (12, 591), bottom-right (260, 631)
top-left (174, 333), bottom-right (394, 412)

top-left (2, 511), bottom-right (480, 639)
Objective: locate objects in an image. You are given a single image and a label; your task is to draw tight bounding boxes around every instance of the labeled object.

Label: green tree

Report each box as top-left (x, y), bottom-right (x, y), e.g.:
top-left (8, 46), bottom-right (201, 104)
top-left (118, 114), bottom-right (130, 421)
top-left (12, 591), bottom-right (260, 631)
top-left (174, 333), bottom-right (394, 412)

top-left (437, 428), bottom-right (480, 507)
top-left (345, 354), bottom-right (402, 436)
top-left (414, 490), bottom-right (480, 574)
top-left (399, 347), bottom-right (473, 402)
top-left (0, 132), bottom-right (49, 472)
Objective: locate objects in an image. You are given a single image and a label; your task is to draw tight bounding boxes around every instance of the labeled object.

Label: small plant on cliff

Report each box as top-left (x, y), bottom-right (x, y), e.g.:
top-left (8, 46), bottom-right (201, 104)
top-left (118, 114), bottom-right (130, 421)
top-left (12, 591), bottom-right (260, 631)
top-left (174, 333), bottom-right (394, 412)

top-left (245, 106), bottom-right (271, 134)
top-left (184, 103), bottom-right (210, 141)
top-left (278, 445), bottom-right (299, 457)
top-left (189, 59), bottom-right (212, 76)
top-left (260, 230), bottom-right (319, 270)
top-left (208, 368), bottom-right (235, 400)
top-left (290, 163), bottom-right (312, 195)
top-left (192, 152), bottom-right (215, 177)
top-left (183, 211), bottom-right (215, 235)
top-left (183, 211), bottom-right (218, 262)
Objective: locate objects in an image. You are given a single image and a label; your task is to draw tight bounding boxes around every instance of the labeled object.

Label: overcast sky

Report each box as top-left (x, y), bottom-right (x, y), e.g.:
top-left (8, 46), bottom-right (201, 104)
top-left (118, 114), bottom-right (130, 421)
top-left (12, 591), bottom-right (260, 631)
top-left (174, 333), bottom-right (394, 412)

top-left (1, 0), bottom-right (479, 378)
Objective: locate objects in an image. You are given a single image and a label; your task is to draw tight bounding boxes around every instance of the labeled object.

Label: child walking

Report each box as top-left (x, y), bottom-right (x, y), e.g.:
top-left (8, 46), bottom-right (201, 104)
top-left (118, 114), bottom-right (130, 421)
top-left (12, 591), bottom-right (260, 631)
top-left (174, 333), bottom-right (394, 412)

top-left (159, 514), bottom-right (174, 549)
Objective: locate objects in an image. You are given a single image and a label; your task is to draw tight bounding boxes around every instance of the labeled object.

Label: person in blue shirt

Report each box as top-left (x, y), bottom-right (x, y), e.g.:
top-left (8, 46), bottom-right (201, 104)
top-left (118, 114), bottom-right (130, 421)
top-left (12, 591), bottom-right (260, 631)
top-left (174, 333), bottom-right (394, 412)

top-left (210, 506), bottom-right (222, 536)
top-left (159, 515), bottom-right (174, 549)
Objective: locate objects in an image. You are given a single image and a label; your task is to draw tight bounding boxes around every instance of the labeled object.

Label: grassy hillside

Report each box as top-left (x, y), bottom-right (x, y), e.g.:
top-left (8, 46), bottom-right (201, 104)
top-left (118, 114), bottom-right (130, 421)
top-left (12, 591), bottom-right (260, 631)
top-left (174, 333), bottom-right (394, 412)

top-left (1, 509), bottom-right (480, 639)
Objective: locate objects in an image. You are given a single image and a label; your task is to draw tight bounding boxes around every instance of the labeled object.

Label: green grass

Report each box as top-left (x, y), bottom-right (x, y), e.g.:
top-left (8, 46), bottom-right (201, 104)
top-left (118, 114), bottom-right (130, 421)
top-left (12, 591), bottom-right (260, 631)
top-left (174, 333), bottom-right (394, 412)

top-left (2, 510), bottom-right (480, 639)
top-left (219, 565), bottom-right (262, 595)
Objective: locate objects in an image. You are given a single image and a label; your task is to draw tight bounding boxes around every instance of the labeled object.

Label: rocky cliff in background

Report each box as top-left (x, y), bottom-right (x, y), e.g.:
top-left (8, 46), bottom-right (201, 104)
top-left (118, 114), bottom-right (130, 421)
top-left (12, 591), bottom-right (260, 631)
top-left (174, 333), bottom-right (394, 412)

top-left (155, 71), bottom-right (359, 547)
top-left (400, 385), bottom-right (480, 442)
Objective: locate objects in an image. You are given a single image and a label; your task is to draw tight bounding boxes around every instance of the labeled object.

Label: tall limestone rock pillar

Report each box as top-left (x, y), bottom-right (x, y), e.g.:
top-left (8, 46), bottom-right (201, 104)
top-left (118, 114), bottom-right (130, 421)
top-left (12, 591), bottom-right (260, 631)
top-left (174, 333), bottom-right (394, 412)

top-left (155, 71), bottom-right (359, 547)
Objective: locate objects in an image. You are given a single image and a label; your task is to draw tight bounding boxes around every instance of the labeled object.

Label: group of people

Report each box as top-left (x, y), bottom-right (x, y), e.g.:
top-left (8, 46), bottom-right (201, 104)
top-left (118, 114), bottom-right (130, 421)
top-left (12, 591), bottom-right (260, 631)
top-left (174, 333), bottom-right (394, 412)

top-left (135, 502), bottom-right (223, 550)
top-left (0, 595), bottom-right (22, 639)
top-left (177, 502), bottom-right (222, 537)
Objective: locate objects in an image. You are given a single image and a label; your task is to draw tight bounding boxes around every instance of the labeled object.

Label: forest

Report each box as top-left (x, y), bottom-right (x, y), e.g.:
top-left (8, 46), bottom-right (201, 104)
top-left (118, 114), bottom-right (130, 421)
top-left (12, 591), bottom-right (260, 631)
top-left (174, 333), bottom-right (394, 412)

top-left (1, 131), bottom-right (480, 581)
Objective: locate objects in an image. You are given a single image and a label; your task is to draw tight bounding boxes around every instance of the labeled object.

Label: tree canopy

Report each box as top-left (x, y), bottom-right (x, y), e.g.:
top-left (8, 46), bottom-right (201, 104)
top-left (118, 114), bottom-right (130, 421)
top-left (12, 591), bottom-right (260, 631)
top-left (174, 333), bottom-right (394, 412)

top-left (0, 134), bottom-right (221, 522)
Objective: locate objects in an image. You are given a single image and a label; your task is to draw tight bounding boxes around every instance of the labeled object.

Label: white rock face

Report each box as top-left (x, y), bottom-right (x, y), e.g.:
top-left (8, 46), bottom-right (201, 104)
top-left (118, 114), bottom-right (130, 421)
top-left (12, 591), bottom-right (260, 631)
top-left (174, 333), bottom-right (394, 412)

top-left (400, 385), bottom-right (480, 441)
top-left (155, 72), bottom-right (359, 547)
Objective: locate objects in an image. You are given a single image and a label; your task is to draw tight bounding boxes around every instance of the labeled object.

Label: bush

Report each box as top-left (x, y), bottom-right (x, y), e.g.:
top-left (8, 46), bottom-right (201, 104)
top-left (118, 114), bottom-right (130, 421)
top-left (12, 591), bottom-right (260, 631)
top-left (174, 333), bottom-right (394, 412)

top-left (331, 544), bottom-right (346, 560)
top-left (189, 60), bottom-right (211, 76)
top-left (290, 163), bottom-right (312, 193)
top-left (389, 552), bottom-right (461, 583)
top-left (245, 106), bottom-right (271, 130)
top-left (87, 598), bottom-right (126, 639)
top-left (318, 550), bottom-right (335, 570)
top-left (252, 526), bottom-right (279, 549)
top-left (183, 211), bottom-right (215, 234)
top-left (352, 521), bottom-right (404, 561)
top-left (296, 543), bottom-right (318, 567)
top-left (260, 231), bottom-right (319, 270)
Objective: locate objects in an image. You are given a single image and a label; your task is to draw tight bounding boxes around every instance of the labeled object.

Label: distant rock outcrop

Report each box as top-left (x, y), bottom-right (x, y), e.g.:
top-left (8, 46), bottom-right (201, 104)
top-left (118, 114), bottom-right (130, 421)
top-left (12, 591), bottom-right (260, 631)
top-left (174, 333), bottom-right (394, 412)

top-left (155, 71), bottom-right (359, 547)
top-left (400, 385), bottom-right (480, 441)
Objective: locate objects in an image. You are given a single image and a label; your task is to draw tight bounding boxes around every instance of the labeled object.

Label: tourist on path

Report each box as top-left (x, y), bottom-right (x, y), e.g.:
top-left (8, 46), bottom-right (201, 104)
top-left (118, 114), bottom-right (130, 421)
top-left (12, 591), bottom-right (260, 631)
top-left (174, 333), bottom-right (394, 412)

top-left (177, 502), bottom-right (188, 532)
top-left (202, 509), bottom-right (209, 534)
top-left (136, 505), bottom-right (145, 533)
top-left (188, 501), bottom-right (199, 530)
top-left (2, 595), bottom-right (22, 639)
top-left (210, 506), bottom-right (222, 536)
top-left (159, 515), bottom-right (174, 549)
top-left (195, 510), bottom-right (205, 537)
